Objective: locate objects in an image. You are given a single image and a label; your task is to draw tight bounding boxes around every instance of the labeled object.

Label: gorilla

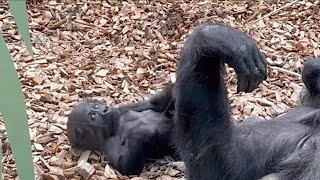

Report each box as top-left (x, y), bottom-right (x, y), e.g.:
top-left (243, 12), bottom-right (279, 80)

top-left (173, 23), bottom-right (320, 180)
top-left (66, 84), bottom-right (177, 175)
top-left (67, 22), bottom-right (320, 179)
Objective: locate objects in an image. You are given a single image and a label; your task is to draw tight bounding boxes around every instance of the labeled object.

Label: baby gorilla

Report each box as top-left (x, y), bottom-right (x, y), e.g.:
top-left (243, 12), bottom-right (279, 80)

top-left (67, 85), bottom-right (176, 175)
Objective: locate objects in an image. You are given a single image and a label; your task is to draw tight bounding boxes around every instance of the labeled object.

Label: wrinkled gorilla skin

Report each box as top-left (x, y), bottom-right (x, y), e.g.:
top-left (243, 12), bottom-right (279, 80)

top-left (67, 84), bottom-right (176, 175)
top-left (173, 23), bottom-right (320, 180)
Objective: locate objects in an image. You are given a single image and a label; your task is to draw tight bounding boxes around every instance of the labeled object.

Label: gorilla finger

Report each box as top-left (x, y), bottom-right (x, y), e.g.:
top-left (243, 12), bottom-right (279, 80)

top-left (258, 53), bottom-right (268, 80)
top-left (246, 73), bottom-right (262, 93)
top-left (253, 54), bottom-right (267, 81)
top-left (246, 62), bottom-right (262, 92)
top-left (237, 72), bottom-right (250, 93)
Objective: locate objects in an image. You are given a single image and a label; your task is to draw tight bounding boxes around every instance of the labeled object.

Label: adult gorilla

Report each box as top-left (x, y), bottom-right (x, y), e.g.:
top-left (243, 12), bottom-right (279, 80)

top-left (174, 23), bottom-right (320, 180)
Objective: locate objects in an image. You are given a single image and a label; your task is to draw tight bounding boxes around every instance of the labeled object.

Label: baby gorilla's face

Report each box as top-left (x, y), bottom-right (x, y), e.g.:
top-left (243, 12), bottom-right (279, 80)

top-left (70, 100), bottom-right (116, 124)
top-left (67, 100), bottom-right (120, 150)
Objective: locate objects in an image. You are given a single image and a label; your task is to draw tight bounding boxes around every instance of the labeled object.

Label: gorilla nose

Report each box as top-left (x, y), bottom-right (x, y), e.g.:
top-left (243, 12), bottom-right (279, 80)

top-left (102, 106), bottom-right (109, 114)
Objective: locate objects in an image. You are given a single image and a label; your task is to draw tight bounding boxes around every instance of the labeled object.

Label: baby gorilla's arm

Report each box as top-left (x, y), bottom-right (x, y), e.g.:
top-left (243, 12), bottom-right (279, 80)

top-left (102, 110), bottom-right (174, 175)
top-left (102, 135), bottom-right (145, 175)
top-left (118, 84), bottom-right (174, 114)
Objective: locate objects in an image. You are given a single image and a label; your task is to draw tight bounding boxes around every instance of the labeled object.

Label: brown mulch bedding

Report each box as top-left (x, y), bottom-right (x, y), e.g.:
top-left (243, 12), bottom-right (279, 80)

top-left (0, 0), bottom-right (319, 179)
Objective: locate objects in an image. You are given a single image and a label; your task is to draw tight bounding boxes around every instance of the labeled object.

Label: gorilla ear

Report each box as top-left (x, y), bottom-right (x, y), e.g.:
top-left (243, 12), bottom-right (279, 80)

top-left (75, 127), bottom-right (83, 134)
top-left (75, 127), bottom-right (85, 138)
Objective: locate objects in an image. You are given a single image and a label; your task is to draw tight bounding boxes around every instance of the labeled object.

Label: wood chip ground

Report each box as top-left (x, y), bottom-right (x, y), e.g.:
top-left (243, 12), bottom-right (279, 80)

top-left (0, 0), bottom-right (319, 179)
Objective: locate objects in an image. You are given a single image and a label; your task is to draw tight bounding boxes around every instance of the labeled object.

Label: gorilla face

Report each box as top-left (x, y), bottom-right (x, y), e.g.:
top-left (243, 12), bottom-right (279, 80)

top-left (67, 100), bottom-right (120, 150)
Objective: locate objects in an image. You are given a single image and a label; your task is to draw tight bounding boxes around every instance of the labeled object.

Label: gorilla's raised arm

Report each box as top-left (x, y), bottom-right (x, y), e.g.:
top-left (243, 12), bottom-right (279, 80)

top-left (174, 23), bottom-right (267, 180)
top-left (118, 83), bottom-right (174, 115)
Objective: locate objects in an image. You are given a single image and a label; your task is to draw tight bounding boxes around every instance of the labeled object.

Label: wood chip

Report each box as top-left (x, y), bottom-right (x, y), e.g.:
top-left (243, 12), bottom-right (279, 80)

top-left (77, 150), bottom-right (92, 164)
top-left (3, 0), bottom-right (319, 179)
top-left (78, 160), bottom-right (95, 179)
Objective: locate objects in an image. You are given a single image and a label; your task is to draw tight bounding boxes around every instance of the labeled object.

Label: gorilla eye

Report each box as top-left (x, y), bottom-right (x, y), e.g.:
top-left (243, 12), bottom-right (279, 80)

top-left (90, 113), bottom-right (96, 121)
top-left (93, 104), bottom-right (99, 109)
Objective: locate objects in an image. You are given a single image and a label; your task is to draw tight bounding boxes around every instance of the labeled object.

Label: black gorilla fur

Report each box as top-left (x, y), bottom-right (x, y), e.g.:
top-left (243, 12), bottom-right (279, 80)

top-left (68, 22), bottom-right (320, 179)
top-left (67, 84), bottom-right (176, 175)
top-left (173, 23), bottom-right (320, 180)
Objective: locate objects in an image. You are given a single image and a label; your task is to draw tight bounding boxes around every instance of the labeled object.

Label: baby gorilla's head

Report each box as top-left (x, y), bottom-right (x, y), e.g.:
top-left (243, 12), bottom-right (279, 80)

top-left (67, 99), bottom-right (120, 150)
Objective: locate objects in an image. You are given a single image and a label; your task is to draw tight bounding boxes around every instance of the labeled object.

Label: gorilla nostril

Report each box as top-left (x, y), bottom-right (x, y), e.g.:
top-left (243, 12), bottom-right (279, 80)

top-left (103, 107), bottom-right (109, 113)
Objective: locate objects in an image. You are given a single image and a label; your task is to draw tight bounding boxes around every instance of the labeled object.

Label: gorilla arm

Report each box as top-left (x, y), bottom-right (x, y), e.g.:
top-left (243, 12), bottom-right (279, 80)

top-left (101, 110), bottom-right (173, 175)
top-left (118, 84), bottom-right (174, 114)
top-left (174, 23), bottom-right (268, 180)
top-left (174, 23), bottom-right (320, 180)
top-left (102, 135), bottom-right (145, 175)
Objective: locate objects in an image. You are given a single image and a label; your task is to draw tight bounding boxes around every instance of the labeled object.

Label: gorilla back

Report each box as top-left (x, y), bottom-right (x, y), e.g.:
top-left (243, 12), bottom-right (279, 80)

top-left (174, 23), bottom-right (320, 180)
